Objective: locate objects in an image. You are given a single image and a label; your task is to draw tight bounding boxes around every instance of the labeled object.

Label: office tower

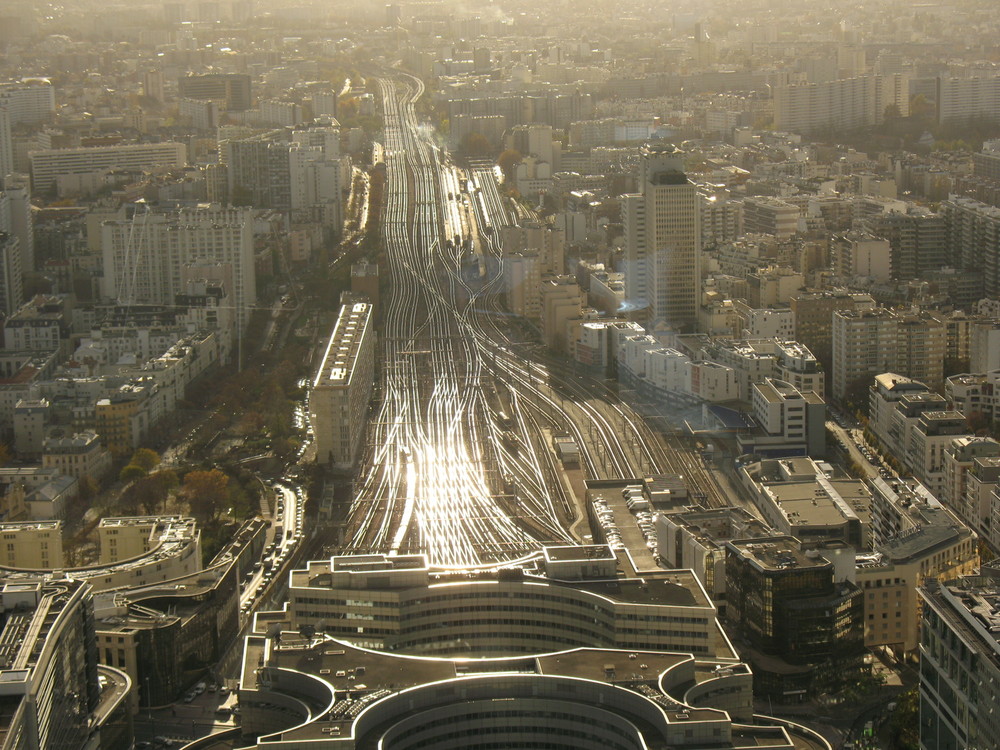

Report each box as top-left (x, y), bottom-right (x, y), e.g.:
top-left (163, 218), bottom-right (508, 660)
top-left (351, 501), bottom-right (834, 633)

top-left (28, 141), bottom-right (187, 194)
top-left (726, 537), bottom-right (864, 699)
top-left (920, 569), bottom-right (1000, 750)
top-left (178, 73), bottom-right (252, 111)
top-left (100, 205), bottom-right (256, 327)
top-left (623, 143), bottom-right (700, 331)
top-left (310, 302), bottom-right (376, 468)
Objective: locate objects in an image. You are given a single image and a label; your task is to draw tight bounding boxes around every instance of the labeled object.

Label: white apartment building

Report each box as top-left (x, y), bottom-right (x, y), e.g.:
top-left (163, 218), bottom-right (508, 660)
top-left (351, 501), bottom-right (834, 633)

top-left (41, 431), bottom-right (112, 482)
top-left (944, 438), bottom-right (1000, 535)
top-left (502, 253), bottom-right (542, 318)
top-left (99, 205), bottom-right (256, 327)
top-left (773, 76), bottom-right (906, 134)
top-left (0, 81), bottom-right (55, 126)
top-left (310, 302), bottom-right (376, 469)
top-left (832, 234), bottom-right (892, 281)
top-left (937, 76), bottom-right (1000, 125)
top-left (970, 320), bottom-right (1000, 373)
top-left (29, 141), bottom-right (187, 193)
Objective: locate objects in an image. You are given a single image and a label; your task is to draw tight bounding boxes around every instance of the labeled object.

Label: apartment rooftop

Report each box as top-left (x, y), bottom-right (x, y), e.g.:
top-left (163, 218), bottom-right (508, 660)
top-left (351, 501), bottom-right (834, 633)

top-left (313, 302), bottom-right (372, 389)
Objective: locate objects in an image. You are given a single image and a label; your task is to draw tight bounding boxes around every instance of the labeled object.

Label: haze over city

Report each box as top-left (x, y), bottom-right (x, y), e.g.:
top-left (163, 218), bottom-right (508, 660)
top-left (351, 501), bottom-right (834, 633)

top-left (0, 1), bottom-right (998, 749)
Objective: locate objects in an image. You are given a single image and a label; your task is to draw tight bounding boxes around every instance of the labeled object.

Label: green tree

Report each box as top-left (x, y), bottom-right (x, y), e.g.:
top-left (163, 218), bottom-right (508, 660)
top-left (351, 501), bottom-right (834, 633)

top-left (127, 469), bottom-right (179, 514)
top-left (119, 464), bottom-right (147, 483)
top-left (459, 132), bottom-right (493, 158)
top-left (182, 469), bottom-right (229, 523)
top-left (130, 448), bottom-right (160, 473)
top-left (888, 688), bottom-right (919, 749)
top-left (497, 149), bottom-right (523, 182)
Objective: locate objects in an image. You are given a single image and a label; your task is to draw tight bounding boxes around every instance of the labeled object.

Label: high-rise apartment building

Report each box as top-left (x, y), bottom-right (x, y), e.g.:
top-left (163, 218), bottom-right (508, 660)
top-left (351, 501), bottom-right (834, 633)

top-left (831, 308), bottom-right (946, 400)
top-left (99, 205), bottom-right (256, 327)
top-left (936, 76), bottom-right (1000, 125)
top-left (832, 308), bottom-right (903, 401)
top-left (773, 75), bottom-right (909, 135)
top-left (222, 121), bottom-right (346, 227)
top-left (941, 196), bottom-right (1000, 298)
top-left (774, 77), bottom-right (876, 134)
top-left (310, 302), bottom-right (376, 469)
top-left (865, 210), bottom-right (948, 280)
top-left (623, 144), bottom-right (700, 331)
top-left (0, 80), bottom-right (56, 125)
top-left (0, 106), bottom-right (12, 182)
top-left (742, 196), bottom-right (799, 238)
top-left (789, 290), bottom-right (875, 380)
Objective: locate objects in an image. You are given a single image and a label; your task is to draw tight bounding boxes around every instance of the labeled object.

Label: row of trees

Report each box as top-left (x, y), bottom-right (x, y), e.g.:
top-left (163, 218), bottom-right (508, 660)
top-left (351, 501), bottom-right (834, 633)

top-left (116, 448), bottom-right (256, 525)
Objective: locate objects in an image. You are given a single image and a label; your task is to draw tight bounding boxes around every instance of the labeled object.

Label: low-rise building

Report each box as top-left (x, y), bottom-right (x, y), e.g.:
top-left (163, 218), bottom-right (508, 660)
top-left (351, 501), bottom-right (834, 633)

top-left (739, 457), bottom-right (871, 549)
top-left (284, 549), bottom-right (728, 658)
top-left (0, 515), bottom-right (201, 592)
top-left (41, 430), bottom-right (112, 482)
top-left (0, 520), bottom-right (63, 569)
top-left (655, 507), bottom-right (772, 604)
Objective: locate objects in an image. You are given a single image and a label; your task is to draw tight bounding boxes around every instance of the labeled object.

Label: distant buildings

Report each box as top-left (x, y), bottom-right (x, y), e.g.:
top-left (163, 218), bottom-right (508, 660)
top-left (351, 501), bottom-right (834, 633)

top-left (177, 72), bottom-right (252, 111)
top-left (28, 141), bottom-right (188, 194)
top-left (773, 75), bottom-right (908, 134)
